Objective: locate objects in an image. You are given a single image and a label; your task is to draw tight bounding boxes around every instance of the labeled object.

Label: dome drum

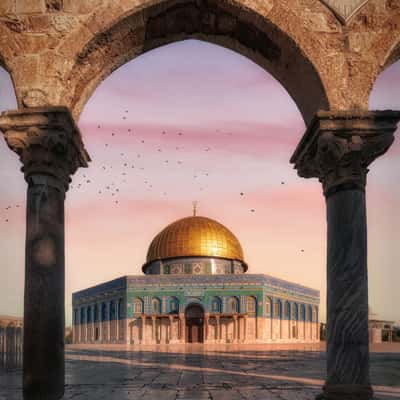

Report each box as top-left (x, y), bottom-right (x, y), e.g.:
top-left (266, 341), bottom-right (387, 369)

top-left (143, 256), bottom-right (247, 275)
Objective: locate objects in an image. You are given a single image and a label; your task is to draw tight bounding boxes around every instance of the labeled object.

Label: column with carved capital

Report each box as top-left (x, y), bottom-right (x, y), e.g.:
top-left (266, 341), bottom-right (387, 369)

top-left (291, 111), bottom-right (400, 400)
top-left (0, 107), bottom-right (90, 400)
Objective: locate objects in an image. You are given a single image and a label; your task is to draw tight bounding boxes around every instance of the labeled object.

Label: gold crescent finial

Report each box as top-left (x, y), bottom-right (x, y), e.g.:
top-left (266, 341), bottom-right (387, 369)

top-left (192, 201), bottom-right (198, 217)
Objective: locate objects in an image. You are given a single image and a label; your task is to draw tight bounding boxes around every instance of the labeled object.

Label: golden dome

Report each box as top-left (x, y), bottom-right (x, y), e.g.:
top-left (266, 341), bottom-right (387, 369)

top-left (145, 216), bottom-right (245, 264)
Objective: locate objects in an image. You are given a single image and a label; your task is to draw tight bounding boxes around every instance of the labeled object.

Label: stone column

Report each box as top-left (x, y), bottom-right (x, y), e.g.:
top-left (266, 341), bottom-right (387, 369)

top-left (0, 107), bottom-right (90, 400)
top-left (116, 314), bottom-right (119, 343)
top-left (152, 316), bottom-right (156, 343)
top-left (179, 315), bottom-right (186, 343)
top-left (108, 303), bottom-right (112, 342)
top-left (216, 316), bottom-right (221, 343)
top-left (168, 316), bottom-right (173, 343)
top-left (141, 315), bottom-right (146, 344)
top-left (233, 315), bottom-right (238, 343)
top-left (204, 314), bottom-right (209, 343)
top-left (243, 316), bottom-right (247, 343)
top-left (291, 111), bottom-right (400, 400)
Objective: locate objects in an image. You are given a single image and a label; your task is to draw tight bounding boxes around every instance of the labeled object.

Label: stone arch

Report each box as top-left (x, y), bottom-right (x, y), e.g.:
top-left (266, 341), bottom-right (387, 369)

top-left (169, 296), bottom-right (179, 313)
top-left (265, 296), bottom-right (272, 317)
top-left (228, 296), bottom-right (240, 313)
top-left (210, 296), bottom-right (222, 313)
top-left (247, 296), bottom-right (257, 315)
top-left (351, 1), bottom-right (400, 107)
top-left (152, 297), bottom-right (161, 314)
top-left (62, 0), bottom-right (329, 124)
top-left (382, 40), bottom-right (400, 72)
top-left (367, 38), bottom-right (400, 108)
top-left (133, 298), bottom-right (144, 315)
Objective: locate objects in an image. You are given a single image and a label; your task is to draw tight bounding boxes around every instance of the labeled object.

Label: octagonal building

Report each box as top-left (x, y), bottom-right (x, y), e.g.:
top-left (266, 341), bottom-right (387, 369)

top-left (72, 214), bottom-right (320, 344)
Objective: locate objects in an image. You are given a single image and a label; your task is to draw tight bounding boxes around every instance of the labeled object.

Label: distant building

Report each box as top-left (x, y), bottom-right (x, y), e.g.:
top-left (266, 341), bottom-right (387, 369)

top-left (369, 313), bottom-right (396, 343)
top-left (72, 214), bottom-right (320, 344)
top-left (0, 315), bottom-right (23, 354)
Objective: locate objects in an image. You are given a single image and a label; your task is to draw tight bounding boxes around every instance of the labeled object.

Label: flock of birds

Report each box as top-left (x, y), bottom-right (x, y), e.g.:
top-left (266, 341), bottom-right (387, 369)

top-left (68, 116), bottom-right (288, 208)
top-left (0, 111), bottom-right (305, 252)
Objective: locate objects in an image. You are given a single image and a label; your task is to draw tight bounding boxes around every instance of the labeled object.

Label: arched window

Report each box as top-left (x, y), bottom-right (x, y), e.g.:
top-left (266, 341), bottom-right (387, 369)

top-left (265, 297), bottom-right (272, 316)
top-left (247, 296), bottom-right (257, 315)
top-left (94, 304), bottom-right (99, 322)
top-left (86, 306), bottom-right (91, 323)
top-left (152, 298), bottom-right (161, 314)
top-left (169, 297), bottom-right (179, 313)
top-left (300, 304), bottom-right (306, 321)
top-left (118, 298), bottom-right (124, 319)
top-left (229, 297), bottom-right (239, 313)
top-left (285, 302), bottom-right (291, 320)
top-left (133, 298), bottom-right (143, 314)
top-left (211, 296), bottom-right (222, 313)
top-left (101, 303), bottom-right (107, 321)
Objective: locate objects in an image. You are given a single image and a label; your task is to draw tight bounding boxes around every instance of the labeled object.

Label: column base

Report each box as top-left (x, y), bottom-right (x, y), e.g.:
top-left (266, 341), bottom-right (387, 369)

top-left (317, 384), bottom-right (373, 400)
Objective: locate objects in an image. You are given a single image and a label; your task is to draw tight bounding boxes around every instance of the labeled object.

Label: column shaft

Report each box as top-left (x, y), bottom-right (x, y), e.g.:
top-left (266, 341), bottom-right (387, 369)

top-left (324, 189), bottom-right (372, 399)
top-left (23, 180), bottom-right (66, 399)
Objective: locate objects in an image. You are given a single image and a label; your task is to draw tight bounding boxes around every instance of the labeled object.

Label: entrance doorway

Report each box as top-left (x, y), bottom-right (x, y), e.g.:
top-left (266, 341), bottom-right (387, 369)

top-left (185, 304), bottom-right (204, 343)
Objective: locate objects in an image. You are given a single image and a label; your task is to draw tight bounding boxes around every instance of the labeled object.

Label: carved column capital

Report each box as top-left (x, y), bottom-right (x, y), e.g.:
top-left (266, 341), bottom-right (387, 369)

top-left (0, 106), bottom-right (90, 191)
top-left (290, 111), bottom-right (400, 197)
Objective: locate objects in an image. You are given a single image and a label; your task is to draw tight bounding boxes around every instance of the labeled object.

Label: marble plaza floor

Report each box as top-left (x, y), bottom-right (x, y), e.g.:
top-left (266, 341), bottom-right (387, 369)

top-left (1, 343), bottom-right (400, 399)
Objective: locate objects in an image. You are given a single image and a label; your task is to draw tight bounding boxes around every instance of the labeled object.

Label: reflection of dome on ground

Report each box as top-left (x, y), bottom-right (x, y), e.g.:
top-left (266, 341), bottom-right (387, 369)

top-left (143, 215), bottom-right (248, 274)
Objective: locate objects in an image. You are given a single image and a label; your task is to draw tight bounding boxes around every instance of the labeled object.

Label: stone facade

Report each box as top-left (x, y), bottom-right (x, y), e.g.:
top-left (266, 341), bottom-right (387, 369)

top-left (0, 1), bottom-right (400, 123)
top-left (72, 275), bottom-right (320, 345)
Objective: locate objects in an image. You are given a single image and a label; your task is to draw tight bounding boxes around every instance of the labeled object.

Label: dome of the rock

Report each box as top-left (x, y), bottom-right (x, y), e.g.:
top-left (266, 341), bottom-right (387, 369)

top-left (142, 216), bottom-right (247, 274)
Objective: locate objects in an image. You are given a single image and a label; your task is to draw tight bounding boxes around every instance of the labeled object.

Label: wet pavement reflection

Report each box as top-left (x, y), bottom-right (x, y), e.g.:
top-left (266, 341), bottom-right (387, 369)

top-left (1, 343), bottom-right (400, 399)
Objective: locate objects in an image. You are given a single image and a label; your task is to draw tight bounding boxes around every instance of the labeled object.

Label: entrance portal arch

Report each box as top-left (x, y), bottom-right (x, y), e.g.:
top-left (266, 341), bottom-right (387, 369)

top-left (185, 304), bottom-right (204, 344)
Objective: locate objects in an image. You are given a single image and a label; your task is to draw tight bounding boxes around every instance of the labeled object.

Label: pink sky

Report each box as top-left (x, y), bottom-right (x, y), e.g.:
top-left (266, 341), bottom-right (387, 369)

top-left (0, 40), bottom-right (399, 325)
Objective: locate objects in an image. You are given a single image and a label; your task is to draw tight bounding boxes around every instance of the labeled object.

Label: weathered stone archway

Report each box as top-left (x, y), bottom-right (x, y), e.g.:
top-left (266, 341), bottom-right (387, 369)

top-left (61, 0), bottom-right (331, 124)
top-left (0, 1), bottom-right (400, 400)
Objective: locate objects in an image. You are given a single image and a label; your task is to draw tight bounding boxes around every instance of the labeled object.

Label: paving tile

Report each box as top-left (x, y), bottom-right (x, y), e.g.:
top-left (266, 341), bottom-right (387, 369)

top-left (0, 345), bottom-right (399, 400)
